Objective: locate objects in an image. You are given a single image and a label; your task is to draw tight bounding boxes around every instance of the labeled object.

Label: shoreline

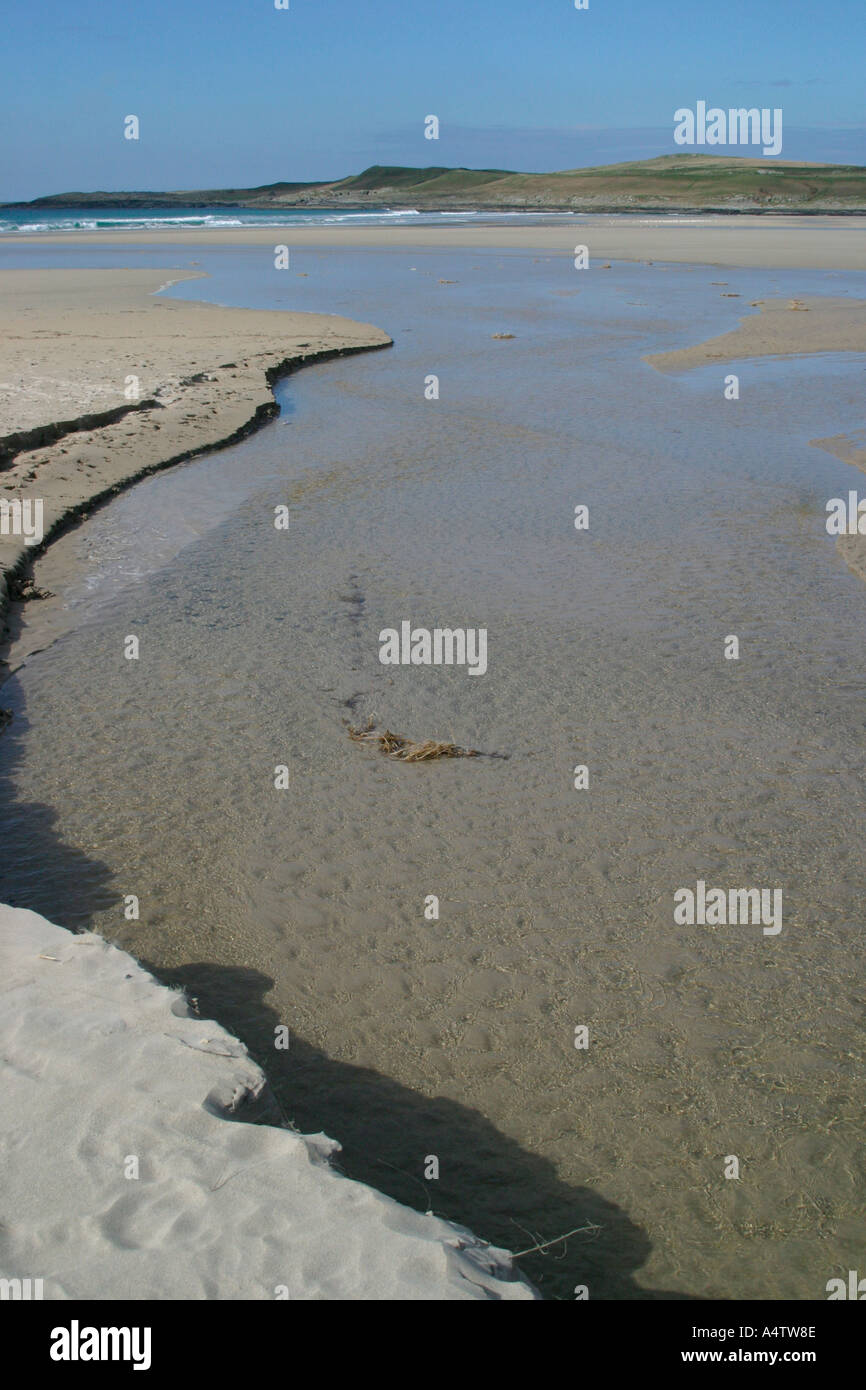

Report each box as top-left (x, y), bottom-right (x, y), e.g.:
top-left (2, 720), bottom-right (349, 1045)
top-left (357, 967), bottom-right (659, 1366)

top-left (0, 268), bottom-right (391, 631)
top-left (3, 215), bottom-right (866, 268)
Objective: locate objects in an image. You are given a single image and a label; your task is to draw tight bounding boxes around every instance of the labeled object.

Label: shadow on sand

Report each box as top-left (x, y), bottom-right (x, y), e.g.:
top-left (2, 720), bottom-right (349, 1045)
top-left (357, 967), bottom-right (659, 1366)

top-left (0, 673), bottom-right (697, 1301)
top-left (139, 956), bottom-right (699, 1302)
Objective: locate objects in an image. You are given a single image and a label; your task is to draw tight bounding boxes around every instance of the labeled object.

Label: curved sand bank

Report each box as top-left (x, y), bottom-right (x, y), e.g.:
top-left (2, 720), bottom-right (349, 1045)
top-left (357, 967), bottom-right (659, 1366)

top-left (5, 214), bottom-right (866, 268)
top-left (0, 267), bottom-right (391, 620)
top-left (0, 903), bottom-right (533, 1300)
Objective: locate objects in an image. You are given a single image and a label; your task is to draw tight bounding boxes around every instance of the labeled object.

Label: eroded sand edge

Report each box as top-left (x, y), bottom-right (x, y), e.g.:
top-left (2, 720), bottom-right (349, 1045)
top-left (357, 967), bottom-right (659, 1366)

top-left (0, 267), bottom-right (391, 622)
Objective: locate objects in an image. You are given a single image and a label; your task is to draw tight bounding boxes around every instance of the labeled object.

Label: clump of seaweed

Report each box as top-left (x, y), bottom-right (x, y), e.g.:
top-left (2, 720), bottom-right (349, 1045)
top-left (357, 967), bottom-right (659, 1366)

top-left (347, 718), bottom-right (479, 762)
top-left (8, 575), bottom-right (54, 602)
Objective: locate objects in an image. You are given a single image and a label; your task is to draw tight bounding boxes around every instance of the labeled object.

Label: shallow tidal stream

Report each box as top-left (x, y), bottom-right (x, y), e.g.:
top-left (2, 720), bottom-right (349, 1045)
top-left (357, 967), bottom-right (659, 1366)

top-left (2, 246), bottom-right (865, 1299)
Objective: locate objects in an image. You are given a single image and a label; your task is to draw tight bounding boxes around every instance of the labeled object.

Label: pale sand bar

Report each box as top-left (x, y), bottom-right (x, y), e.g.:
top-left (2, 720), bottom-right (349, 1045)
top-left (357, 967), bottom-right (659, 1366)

top-left (645, 295), bottom-right (866, 372)
top-left (0, 267), bottom-right (390, 615)
top-left (5, 214), bottom-right (866, 269)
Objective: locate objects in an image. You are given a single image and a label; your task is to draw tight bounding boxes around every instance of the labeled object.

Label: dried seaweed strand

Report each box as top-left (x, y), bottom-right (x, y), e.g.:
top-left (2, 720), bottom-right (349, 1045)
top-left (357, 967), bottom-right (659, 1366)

top-left (347, 719), bottom-right (479, 762)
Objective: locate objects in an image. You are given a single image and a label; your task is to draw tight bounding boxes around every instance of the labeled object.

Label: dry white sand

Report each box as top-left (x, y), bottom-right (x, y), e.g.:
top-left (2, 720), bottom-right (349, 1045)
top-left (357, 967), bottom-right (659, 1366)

top-left (0, 903), bottom-right (534, 1301)
top-left (0, 267), bottom-right (390, 615)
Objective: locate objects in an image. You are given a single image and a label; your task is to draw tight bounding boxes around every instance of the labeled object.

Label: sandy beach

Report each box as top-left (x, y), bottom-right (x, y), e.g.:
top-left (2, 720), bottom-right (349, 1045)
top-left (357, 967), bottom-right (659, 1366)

top-left (0, 267), bottom-right (390, 617)
top-left (4, 250), bottom-right (865, 621)
top-left (0, 260), bottom-right (541, 1302)
top-left (6, 0), bottom-right (866, 1342)
top-left (2, 233), bottom-right (865, 1304)
top-left (5, 214), bottom-right (866, 268)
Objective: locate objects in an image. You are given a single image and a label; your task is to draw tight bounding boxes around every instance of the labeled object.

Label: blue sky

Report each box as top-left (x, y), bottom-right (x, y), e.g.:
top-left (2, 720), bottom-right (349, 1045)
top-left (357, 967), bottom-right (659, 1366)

top-left (1, 0), bottom-right (864, 199)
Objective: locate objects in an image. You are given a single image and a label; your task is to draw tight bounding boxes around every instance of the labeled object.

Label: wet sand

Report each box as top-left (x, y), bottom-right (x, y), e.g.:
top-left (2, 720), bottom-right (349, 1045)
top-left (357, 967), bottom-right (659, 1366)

top-left (4, 215), bottom-right (866, 269)
top-left (646, 297), bottom-right (866, 582)
top-left (2, 247), bottom-right (866, 1300)
top-left (645, 295), bottom-right (866, 371)
top-left (4, 259), bottom-right (865, 633)
top-left (0, 267), bottom-right (390, 615)
top-left (809, 426), bottom-right (866, 582)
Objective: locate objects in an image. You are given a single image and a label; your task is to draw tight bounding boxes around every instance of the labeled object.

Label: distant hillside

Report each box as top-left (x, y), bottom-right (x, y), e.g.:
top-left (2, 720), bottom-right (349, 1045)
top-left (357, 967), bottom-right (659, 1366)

top-left (3, 180), bottom-right (324, 210)
top-left (6, 155), bottom-right (866, 212)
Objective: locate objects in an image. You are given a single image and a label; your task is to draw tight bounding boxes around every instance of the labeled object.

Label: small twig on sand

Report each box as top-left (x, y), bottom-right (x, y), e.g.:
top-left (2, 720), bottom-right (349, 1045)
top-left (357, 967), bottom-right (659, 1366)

top-left (373, 1156), bottom-right (435, 1215)
top-left (510, 1222), bottom-right (602, 1258)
